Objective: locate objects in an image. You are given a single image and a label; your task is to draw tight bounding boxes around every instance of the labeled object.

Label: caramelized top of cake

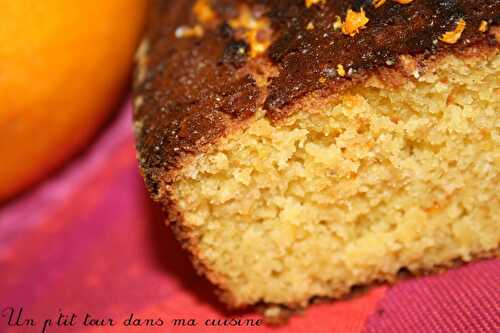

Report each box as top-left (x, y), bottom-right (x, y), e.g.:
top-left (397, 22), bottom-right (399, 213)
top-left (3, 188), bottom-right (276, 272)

top-left (134, 0), bottom-right (499, 196)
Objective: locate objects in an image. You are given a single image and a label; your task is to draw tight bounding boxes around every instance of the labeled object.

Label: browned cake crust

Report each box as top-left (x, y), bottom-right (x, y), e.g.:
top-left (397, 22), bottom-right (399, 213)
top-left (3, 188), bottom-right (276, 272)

top-left (133, 0), bottom-right (499, 308)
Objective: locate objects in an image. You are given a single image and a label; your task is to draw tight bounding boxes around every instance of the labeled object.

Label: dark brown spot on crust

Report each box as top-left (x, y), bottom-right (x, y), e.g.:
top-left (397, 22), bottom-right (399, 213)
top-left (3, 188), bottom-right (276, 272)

top-left (221, 38), bottom-right (250, 67)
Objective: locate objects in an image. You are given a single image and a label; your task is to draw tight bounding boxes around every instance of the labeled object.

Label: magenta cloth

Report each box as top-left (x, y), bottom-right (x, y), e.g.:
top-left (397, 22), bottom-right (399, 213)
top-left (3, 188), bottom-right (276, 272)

top-left (0, 101), bottom-right (498, 333)
top-left (364, 259), bottom-right (500, 333)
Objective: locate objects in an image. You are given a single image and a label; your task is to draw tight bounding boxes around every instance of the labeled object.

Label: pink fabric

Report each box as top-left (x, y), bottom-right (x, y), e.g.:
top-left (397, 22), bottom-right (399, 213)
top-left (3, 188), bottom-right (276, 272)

top-left (0, 101), bottom-right (498, 333)
top-left (364, 259), bottom-right (500, 333)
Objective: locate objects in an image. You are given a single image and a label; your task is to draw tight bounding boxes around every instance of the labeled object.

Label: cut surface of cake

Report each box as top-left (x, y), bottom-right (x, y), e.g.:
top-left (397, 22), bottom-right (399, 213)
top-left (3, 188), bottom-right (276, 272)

top-left (133, 0), bottom-right (500, 313)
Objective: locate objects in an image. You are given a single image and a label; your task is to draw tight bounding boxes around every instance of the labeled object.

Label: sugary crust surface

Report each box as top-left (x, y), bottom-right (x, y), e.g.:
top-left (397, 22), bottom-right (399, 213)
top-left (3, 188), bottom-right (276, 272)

top-left (133, 0), bottom-right (500, 308)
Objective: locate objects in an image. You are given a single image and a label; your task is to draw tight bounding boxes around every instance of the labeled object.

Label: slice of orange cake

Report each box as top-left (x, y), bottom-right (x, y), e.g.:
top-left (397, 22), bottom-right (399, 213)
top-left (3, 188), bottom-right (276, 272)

top-left (133, 0), bottom-right (500, 316)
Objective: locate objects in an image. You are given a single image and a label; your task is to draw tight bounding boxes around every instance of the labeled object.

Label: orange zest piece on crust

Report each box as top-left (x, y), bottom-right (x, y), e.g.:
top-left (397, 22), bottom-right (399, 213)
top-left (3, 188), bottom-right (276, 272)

top-left (342, 8), bottom-right (369, 37)
top-left (337, 64), bottom-right (346, 77)
top-left (393, 0), bottom-right (414, 4)
top-left (193, 0), bottom-right (216, 24)
top-left (229, 6), bottom-right (272, 57)
top-left (305, 0), bottom-right (326, 8)
top-left (373, 0), bottom-right (387, 8)
top-left (479, 20), bottom-right (488, 33)
top-left (246, 29), bottom-right (271, 57)
top-left (439, 19), bottom-right (466, 44)
top-left (333, 16), bottom-right (343, 30)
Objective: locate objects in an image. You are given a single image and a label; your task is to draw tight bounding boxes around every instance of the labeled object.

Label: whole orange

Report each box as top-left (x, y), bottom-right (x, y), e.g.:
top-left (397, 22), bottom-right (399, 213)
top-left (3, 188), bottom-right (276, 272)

top-left (0, 0), bottom-right (147, 201)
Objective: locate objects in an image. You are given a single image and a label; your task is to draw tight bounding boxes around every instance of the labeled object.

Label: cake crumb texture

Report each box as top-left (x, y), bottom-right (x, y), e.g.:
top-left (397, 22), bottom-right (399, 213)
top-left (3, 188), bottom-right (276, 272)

top-left (174, 53), bottom-right (500, 307)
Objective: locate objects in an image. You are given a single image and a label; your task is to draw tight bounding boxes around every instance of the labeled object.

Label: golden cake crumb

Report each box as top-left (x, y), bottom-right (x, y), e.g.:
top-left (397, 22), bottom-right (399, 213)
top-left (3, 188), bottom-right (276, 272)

top-left (439, 19), bottom-right (466, 44)
top-left (307, 21), bottom-right (315, 30)
top-left (342, 9), bottom-right (369, 37)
